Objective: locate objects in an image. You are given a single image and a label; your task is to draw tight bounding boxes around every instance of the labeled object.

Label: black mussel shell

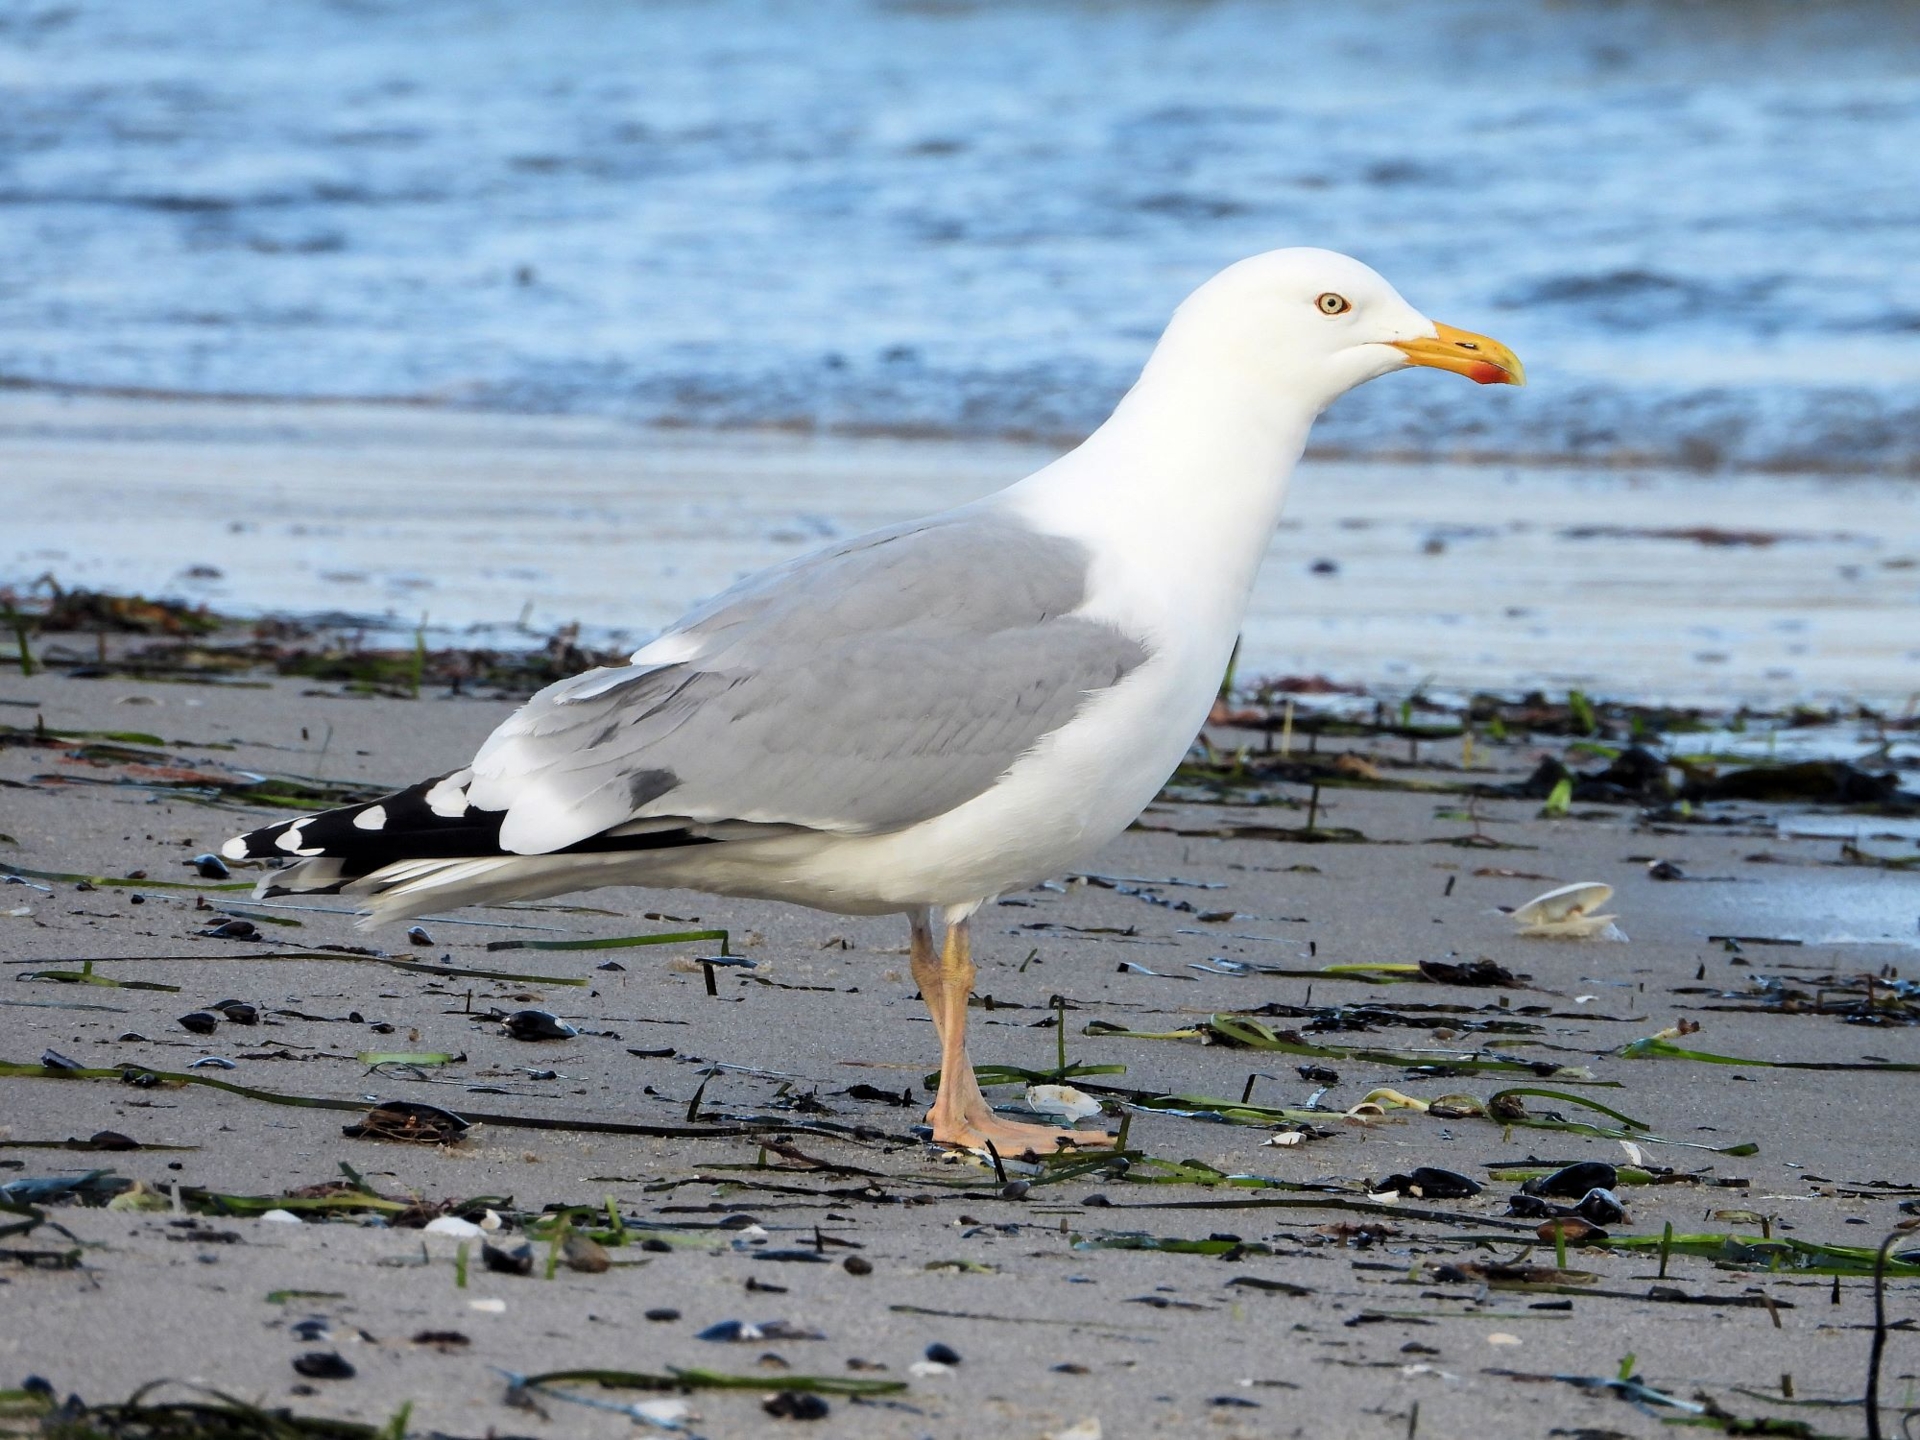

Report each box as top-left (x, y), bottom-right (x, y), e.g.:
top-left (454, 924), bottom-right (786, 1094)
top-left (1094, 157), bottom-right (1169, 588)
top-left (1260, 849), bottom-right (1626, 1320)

top-left (1520, 1161), bottom-right (1617, 1199)
top-left (502, 1009), bottom-right (578, 1041)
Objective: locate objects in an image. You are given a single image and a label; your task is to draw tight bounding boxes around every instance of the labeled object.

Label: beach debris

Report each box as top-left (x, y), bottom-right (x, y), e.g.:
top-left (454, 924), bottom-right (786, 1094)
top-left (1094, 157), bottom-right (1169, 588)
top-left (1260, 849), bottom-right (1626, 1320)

top-left (1371, 1167), bottom-right (1481, 1201)
top-left (502, 1009), bottom-right (579, 1041)
top-left (210, 999), bottom-right (257, 1024)
top-left (763, 1391), bottom-right (830, 1420)
top-left (482, 1241), bottom-right (535, 1276)
top-left (1024, 1084), bottom-right (1103, 1122)
top-left (562, 1231), bottom-right (612, 1273)
top-left (1520, 1161), bottom-right (1616, 1199)
top-left (291, 1352), bottom-right (355, 1380)
top-left (1687, 759), bottom-right (1908, 806)
top-left (1506, 881), bottom-right (1624, 940)
top-left (187, 1057), bottom-right (237, 1070)
top-left (1508, 1189), bottom-right (1626, 1227)
top-left (199, 919), bottom-right (261, 941)
top-left (1, 1388), bottom-right (432, 1438)
top-left (1044, 1420), bottom-right (1103, 1440)
top-left (1091, 1014), bottom-right (1595, 1079)
top-left (696, 1320), bottom-right (826, 1343)
top-left (1518, 746), bottom-right (1672, 804)
top-left (187, 853), bottom-right (231, 879)
top-left (1535, 1217), bottom-right (1607, 1247)
top-left (924, 1343), bottom-right (961, 1366)
top-left (407, 925), bottom-right (433, 945)
top-left (259, 1209), bottom-right (302, 1224)
top-left (176, 1011), bottom-right (219, 1035)
top-left (424, 1215), bottom-right (486, 1239)
top-left (341, 1100), bottom-right (471, 1144)
top-left (1620, 1029), bottom-right (1920, 1072)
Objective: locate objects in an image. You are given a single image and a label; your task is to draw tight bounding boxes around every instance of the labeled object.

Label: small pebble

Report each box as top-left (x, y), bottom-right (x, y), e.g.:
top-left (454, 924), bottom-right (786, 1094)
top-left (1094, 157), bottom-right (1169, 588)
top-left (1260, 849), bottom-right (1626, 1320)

top-left (924, 1342), bottom-right (961, 1366)
top-left (177, 1012), bottom-right (219, 1035)
top-left (407, 925), bottom-right (434, 946)
top-left (563, 1232), bottom-right (612, 1274)
top-left (643, 1308), bottom-right (681, 1322)
top-left (763, 1392), bottom-right (830, 1421)
top-left (188, 853), bottom-right (231, 879)
top-left (291, 1352), bottom-right (354, 1380)
top-left (200, 919), bottom-right (259, 940)
top-left (502, 1009), bottom-right (578, 1041)
top-left (842, 1256), bottom-right (873, 1276)
top-left (481, 1241), bottom-right (534, 1276)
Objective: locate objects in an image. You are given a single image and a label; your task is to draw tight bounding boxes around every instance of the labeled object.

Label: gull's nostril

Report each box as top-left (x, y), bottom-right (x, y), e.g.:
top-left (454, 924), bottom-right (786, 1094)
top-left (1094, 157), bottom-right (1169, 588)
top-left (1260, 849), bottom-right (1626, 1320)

top-left (1456, 340), bottom-right (1480, 351)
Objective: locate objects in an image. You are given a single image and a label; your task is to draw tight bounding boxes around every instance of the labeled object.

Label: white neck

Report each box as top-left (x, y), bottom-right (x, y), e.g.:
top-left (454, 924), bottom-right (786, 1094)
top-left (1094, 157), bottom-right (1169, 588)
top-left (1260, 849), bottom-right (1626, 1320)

top-left (994, 325), bottom-right (1317, 639)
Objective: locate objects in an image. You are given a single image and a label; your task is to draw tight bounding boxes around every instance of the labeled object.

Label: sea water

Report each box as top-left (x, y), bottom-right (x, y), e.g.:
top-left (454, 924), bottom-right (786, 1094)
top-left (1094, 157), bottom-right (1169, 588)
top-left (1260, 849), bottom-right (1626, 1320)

top-left (3, 0), bottom-right (1920, 471)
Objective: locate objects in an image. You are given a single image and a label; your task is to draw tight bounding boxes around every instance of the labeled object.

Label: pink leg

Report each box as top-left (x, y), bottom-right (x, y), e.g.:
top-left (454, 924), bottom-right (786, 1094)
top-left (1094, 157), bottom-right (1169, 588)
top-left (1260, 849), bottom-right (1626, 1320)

top-left (922, 915), bottom-right (1114, 1156)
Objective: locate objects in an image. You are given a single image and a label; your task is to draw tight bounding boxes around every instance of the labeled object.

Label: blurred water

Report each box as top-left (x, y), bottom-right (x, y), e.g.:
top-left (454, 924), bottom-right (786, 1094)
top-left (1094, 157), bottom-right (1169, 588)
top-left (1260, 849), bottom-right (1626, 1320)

top-left (2, 0), bottom-right (1919, 470)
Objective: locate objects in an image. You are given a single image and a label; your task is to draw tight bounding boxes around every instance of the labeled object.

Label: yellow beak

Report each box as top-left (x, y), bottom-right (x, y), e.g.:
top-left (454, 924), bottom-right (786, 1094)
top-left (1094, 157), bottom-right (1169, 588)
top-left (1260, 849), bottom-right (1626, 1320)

top-left (1391, 323), bottom-right (1525, 386)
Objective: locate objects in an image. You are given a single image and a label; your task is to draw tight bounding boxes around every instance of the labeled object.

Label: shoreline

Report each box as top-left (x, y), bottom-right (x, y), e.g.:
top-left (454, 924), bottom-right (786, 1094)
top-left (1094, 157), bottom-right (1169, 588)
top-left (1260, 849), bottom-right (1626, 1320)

top-left (10, 374), bottom-right (1920, 481)
top-left (7, 392), bottom-right (1918, 713)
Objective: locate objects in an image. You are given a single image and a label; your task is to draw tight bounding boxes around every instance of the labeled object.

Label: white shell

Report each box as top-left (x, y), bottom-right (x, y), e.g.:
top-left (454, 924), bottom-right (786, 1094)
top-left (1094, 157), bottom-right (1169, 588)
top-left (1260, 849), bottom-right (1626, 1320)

top-left (424, 1215), bottom-right (485, 1238)
top-left (633, 1399), bottom-right (694, 1425)
top-left (258, 1208), bottom-right (303, 1224)
top-left (1509, 881), bottom-right (1625, 940)
top-left (1024, 1084), bottom-right (1103, 1122)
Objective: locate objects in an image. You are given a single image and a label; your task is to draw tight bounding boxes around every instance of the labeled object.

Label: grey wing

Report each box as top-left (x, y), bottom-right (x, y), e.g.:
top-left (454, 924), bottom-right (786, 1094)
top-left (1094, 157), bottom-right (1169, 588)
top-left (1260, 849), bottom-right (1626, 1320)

top-left (462, 512), bottom-right (1151, 854)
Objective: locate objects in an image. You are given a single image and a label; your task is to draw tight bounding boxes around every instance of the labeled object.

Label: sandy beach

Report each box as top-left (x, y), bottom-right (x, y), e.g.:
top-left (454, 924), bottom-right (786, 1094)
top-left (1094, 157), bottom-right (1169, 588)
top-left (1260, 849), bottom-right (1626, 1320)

top-left (7, 2), bottom-right (1920, 1434)
top-left (4, 441), bottom-right (1916, 1434)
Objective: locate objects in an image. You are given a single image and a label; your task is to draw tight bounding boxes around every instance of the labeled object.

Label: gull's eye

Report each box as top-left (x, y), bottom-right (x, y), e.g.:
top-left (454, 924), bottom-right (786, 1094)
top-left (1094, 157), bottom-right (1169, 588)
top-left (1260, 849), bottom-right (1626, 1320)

top-left (1316, 293), bottom-right (1352, 316)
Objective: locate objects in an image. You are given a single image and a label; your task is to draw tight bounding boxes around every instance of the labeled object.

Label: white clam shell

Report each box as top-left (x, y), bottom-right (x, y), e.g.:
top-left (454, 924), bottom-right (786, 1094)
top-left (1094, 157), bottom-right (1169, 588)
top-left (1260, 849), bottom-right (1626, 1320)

top-left (1024, 1084), bottom-right (1103, 1122)
top-left (1509, 881), bottom-right (1626, 940)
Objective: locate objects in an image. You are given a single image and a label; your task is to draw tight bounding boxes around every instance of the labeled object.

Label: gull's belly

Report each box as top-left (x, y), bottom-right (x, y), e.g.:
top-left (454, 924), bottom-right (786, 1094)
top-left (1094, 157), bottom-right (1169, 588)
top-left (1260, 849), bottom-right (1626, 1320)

top-left (691, 641), bottom-right (1223, 913)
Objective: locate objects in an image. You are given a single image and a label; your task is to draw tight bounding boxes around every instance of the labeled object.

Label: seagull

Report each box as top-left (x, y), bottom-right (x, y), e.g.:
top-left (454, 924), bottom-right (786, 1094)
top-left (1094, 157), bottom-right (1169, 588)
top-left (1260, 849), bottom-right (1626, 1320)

top-left (224, 248), bottom-right (1521, 1155)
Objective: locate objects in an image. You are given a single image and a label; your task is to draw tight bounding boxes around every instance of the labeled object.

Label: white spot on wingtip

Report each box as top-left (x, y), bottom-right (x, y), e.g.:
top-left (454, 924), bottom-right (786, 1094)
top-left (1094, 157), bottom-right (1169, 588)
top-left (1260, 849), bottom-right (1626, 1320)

top-left (273, 821), bottom-right (311, 854)
top-left (426, 770), bottom-right (473, 818)
top-left (220, 837), bottom-right (248, 860)
top-left (353, 804), bottom-right (387, 830)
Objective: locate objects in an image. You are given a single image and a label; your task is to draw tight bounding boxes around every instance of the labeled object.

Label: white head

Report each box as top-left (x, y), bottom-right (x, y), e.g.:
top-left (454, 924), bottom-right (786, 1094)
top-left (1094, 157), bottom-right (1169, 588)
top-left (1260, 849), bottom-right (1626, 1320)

top-left (1153, 247), bottom-right (1524, 416)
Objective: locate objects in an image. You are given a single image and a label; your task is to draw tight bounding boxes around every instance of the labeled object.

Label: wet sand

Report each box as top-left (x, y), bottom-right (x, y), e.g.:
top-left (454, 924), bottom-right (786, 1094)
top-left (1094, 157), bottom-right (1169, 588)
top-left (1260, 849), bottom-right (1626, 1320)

top-left (5, 393), bottom-right (1919, 708)
top-left (2, 663), bottom-right (1916, 1439)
